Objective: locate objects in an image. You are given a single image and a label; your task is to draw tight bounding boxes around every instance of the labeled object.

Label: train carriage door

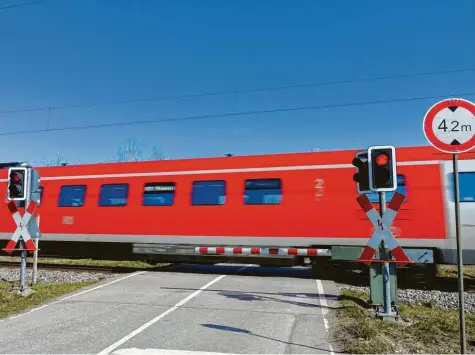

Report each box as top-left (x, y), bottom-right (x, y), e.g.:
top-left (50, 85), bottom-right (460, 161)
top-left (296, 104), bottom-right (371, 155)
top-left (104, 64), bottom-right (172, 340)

top-left (442, 159), bottom-right (475, 263)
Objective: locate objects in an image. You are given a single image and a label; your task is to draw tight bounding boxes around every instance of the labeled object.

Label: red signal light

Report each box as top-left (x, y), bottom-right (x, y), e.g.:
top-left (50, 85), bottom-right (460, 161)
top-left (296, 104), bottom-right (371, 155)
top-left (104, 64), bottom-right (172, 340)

top-left (375, 153), bottom-right (389, 166)
top-left (12, 174), bottom-right (20, 182)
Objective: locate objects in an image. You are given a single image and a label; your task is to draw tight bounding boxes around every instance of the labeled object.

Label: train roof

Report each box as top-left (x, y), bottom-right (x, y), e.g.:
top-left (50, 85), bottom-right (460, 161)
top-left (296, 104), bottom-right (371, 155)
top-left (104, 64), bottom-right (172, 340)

top-left (1, 144), bottom-right (473, 179)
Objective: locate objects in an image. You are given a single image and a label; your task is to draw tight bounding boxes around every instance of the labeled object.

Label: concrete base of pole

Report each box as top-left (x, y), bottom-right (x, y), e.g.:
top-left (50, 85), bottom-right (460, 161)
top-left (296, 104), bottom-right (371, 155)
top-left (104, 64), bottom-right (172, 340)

top-left (16, 288), bottom-right (35, 297)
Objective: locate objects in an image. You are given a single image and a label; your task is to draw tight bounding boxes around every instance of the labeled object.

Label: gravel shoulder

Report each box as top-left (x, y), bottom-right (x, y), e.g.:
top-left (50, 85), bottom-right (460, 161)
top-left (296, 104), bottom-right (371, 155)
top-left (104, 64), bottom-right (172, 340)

top-left (338, 283), bottom-right (475, 313)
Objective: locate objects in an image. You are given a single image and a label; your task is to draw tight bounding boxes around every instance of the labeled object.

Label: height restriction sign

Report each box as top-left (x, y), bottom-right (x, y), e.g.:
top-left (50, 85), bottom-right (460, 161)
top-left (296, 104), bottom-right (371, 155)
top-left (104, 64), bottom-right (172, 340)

top-left (423, 98), bottom-right (475, 154)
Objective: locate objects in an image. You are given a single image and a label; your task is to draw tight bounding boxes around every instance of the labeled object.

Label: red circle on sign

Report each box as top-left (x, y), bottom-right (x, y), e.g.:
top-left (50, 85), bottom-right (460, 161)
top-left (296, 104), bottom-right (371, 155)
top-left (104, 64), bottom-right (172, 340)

top-left (376, 153), bottom-right (389, 166)
top-left (423, 98), bottom-right (475, 154)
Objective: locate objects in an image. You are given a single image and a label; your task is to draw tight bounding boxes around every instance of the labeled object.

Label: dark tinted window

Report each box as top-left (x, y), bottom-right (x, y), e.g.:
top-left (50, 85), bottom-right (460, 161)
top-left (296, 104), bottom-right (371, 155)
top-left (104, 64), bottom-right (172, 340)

top-left (143, 182), bottom-right (175, 206)
top-left (58, 185), bottom-right (87, 207)
top-left (244, 178), bottom-right (282, 205)
top-left (191, 180), bottom-right (226, 205)
top-left (99, 184), bottom-right (128, 207)
top-left (367, 175), bottom-right (408, 203)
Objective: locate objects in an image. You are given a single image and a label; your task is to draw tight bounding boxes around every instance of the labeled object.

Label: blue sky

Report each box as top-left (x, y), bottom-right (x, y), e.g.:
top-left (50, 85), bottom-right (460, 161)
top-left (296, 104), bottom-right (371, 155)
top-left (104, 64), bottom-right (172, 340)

top-left (0, 0), bottom-right (474, 165)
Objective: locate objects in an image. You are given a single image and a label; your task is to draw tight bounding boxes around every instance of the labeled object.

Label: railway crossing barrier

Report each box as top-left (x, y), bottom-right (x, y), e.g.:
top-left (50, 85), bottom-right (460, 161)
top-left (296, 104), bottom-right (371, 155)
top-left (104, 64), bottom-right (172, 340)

top-left (1, 165), bottom-right (41, 295)
top-left (195, 247), bottom-right (331, 256)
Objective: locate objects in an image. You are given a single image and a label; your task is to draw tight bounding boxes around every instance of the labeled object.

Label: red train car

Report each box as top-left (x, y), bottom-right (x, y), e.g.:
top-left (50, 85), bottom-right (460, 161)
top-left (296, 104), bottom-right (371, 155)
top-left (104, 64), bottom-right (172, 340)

top-left (0, 145), bottom-right (474, 266)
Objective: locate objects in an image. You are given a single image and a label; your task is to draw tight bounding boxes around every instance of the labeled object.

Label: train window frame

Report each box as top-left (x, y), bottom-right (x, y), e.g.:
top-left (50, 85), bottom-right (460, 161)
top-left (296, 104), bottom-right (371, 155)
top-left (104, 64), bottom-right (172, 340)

top-left (191, 180), bottom-right (226, 206)
top-left (58, 185), bottom-right (87, 207)
top-left (366, 174), bottom-right (408, 203)
top-left (244, 178), bottom-right (282, 205)
top-left (98, 183), bottom-right (129, 207)
top-left (142, 182), bottom-right (176, 206)
top-left (450, 172), bottom-right (475, 203)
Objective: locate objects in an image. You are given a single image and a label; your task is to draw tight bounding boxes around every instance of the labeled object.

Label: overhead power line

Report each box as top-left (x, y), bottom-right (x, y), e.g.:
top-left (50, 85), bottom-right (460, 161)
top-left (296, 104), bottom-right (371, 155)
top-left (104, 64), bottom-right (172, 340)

top-left (0, 67), bottom-right (473, 115)
top-left (0, 92), bottom-right (474, 137)
top-left (0, 0), bottom-right (48, 10)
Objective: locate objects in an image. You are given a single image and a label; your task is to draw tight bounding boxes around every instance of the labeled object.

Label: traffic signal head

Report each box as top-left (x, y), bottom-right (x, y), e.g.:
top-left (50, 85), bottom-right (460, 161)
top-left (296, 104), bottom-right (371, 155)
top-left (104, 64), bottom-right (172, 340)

top-left (368, 145), bottom-right (397, 192)
top-left (352, 151), bottom-right (371, 194)
top-left (7, 167), bottom-right (28, 201)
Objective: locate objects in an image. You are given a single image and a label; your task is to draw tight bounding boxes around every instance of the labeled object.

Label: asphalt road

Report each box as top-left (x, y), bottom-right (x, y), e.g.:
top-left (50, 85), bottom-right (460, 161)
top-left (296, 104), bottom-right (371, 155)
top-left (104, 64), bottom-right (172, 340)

top-left (0, 264), bottom-right (340, 354)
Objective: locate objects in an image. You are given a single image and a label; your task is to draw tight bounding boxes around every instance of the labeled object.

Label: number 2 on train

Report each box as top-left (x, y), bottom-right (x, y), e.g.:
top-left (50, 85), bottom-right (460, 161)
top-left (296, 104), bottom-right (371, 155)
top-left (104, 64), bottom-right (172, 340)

top-left (314, 178), bottom-right (324, 200)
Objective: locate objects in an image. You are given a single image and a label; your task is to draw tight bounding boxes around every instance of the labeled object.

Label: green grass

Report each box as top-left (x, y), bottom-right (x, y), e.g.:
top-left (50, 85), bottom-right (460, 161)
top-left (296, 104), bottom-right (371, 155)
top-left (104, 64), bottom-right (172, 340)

top-left (335, 289), bottom-right (475, 354)
top-left (0, 280), bottom-right (99, 319)
top-left (437, 264), bottom-right (475, 279)
top-left (0, 255), bottom-right (166, 268)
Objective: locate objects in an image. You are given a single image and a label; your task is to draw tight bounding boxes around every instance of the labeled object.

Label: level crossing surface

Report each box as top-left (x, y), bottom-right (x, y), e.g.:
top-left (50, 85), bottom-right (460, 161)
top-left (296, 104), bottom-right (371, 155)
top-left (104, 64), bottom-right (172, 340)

top-left (0, 264), bottom-right (340, 354)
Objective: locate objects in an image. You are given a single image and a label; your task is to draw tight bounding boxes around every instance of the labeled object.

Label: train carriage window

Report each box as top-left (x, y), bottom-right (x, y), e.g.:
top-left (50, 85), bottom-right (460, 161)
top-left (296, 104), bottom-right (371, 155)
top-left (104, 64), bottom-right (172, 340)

top-left (367, 175), bottom-right (407, 203)
top-left (191, 180), bottom-right (226, 205)
top-left (99, 184), bottom-right (129, 207)
top-left (244, 178), bottom-right (282, 205)
top-left (143, 182), bottom-right (175, 206)
top-left (58, 185), bottom-right (87, 207)
top-left (450, 172), bottom-right (475, 202)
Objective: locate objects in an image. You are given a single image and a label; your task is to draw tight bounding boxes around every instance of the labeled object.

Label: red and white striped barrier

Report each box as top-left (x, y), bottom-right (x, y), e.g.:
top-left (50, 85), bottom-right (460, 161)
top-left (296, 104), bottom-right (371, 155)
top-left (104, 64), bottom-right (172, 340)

top-left (3, 201), bottom-right (38, 253)
top-left (195, 247), bottom-right (331, 257)
top-left (356, 192), bottom-right (411, 266)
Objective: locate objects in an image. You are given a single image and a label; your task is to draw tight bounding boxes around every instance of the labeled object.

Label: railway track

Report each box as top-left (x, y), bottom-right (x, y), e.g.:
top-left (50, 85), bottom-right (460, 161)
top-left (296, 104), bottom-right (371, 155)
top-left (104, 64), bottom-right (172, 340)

top-left (0, 260), bottom-right (473, 293)
top-left (0, 261), bottom-right (167, 274)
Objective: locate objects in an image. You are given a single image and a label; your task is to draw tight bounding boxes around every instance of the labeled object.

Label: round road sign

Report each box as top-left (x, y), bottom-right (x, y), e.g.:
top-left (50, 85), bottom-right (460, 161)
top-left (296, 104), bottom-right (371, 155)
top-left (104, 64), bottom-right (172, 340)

top-left (423, 98), bottom-right (475, 154)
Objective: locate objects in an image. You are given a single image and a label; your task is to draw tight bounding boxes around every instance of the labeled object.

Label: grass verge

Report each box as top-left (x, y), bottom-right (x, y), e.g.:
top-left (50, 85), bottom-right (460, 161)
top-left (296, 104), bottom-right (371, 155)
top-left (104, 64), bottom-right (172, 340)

top-left (334, 289), bottom-right (475, 354)
top-left (0, 280), bottom-right (99, 319)
top-left (0, 255), bottom-right (165, 269)
top-left (438, 264), bottom-right (475, 279)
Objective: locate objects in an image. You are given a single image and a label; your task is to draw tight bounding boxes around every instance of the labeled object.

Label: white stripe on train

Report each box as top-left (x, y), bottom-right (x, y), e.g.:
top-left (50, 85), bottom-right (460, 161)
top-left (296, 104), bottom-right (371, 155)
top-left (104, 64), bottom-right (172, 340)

top-left (0, 159), bottom-right (442, 182)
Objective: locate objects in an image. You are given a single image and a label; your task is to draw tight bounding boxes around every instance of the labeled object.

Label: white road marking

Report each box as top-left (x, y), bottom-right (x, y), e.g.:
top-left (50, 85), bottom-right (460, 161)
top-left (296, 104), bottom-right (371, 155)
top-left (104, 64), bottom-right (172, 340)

top-left (0, 271), bottom-right (145, 323)
top-left (316, 279), bottom-right (334, 355)
top-left (97, 275), bottom-right (226, 355)
top-left (315, 279), bottom-right (329, 320)
top-left (59, 271), bottom-right (146, 301)
top-left (112, 349), bottom-right (242, 355)
top-left (97, 264), bottom-right (253, 355)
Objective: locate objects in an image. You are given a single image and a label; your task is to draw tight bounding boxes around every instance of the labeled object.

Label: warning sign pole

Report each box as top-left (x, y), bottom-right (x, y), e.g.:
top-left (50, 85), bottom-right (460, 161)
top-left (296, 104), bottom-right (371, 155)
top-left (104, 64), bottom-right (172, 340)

top-left (453, 152), bottom-right (466, 354)
top-left (423, 97), bottom-right (475, 354)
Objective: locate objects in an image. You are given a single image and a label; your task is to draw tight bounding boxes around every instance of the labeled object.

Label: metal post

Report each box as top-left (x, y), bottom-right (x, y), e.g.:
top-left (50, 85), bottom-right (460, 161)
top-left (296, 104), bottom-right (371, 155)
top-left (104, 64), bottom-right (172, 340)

top-left (19, 239), bottom-right (27, 293)
top-left (378, 191), bottom-right (392, 316)
top-left (32, 239), bottom-right (39, 285)
top-left (19, 173), bottom-right (32, 294)
top-left (31, 215), bottom-right (40, 285)
top-left (453, 153), bottom-right (466, 354)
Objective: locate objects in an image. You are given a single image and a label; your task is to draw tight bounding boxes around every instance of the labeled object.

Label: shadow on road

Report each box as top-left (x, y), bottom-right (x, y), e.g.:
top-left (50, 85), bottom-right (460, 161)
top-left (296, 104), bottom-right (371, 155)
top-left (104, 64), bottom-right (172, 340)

top-left (160, 262), bottom-right (475, 293)
top-left (160, 285), bottom-right (340, 310)
top-left (200, 323), bottom-right (340, 353)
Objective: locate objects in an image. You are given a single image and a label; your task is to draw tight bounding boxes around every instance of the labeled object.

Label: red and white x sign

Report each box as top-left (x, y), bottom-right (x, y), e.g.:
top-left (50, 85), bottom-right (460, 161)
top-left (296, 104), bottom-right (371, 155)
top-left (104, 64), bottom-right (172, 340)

top-left (3, 201), bottom-right (38, 253)
top-left (356, 192), bottom-right (411, 266)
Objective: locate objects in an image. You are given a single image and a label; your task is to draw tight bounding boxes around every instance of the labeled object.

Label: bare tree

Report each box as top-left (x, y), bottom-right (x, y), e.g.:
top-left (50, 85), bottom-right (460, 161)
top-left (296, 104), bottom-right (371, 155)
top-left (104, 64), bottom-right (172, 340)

top-left (148, 145), bottom-right (167, 160)
top-left (114, 138), bottom-right (166, 162)
top-left (115, 138), bottom-right (145, 162)
top-left (37, 152), bottom-right (69, 167)
top-left (33, 138), bottom-right (166, 167)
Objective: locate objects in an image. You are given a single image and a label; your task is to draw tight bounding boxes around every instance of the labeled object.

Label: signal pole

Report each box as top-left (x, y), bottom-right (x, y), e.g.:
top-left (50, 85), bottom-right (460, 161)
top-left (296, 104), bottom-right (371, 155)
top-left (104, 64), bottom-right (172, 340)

top-left (5, 166), bottom-right (40, 295)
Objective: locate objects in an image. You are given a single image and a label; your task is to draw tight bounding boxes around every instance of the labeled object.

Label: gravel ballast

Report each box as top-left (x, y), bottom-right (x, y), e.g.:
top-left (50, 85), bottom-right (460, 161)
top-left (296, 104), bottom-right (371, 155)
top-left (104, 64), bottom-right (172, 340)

top-left (338, 283), bottom-right (475, 313)
top-left (0, 267), bottom-right (119, 284)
